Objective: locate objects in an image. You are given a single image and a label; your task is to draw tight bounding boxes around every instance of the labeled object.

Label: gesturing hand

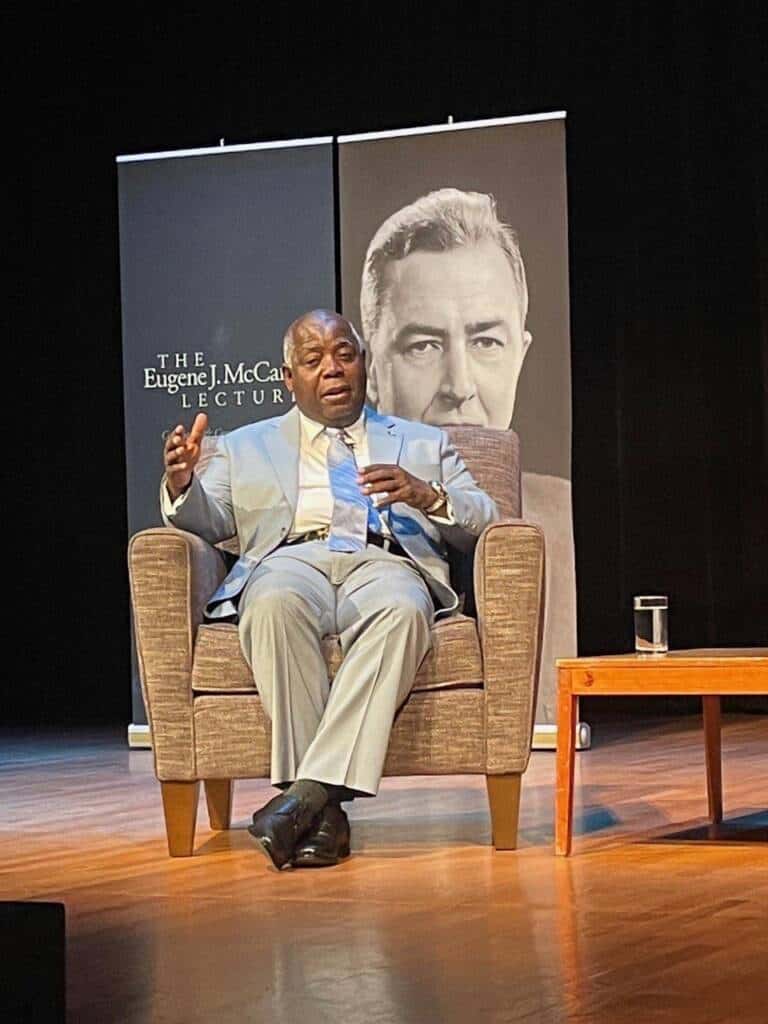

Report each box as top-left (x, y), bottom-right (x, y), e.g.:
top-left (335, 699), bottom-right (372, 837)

top-left (163, 413), bottom-right (209, 500)
top-left (358, 464), bottom-right (441, 512)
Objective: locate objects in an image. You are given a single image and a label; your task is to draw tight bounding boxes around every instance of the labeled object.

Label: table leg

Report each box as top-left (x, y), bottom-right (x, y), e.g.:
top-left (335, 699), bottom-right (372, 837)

top-left (556, 671), bottom-right (577, 855)
top-left (703, 695), bottom-right (723, 823)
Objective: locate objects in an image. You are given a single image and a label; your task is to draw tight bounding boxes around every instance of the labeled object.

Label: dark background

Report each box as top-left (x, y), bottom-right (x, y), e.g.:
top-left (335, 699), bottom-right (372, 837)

top-left (10, 2), bottom-right (766, 725)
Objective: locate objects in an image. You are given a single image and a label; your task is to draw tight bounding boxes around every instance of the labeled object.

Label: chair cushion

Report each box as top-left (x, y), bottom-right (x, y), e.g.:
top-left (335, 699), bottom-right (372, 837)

top-left (191, 614), bottom-right (483, 695)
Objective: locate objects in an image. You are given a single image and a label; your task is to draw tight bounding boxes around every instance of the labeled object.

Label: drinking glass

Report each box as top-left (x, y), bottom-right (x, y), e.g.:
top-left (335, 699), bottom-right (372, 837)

top-left (633, 595), bottom-right (668, 654)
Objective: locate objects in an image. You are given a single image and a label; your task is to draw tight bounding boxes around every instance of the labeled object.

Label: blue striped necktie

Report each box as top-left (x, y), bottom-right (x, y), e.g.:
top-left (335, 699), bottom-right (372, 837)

top-left (326, 428), bottom-right (383, 552)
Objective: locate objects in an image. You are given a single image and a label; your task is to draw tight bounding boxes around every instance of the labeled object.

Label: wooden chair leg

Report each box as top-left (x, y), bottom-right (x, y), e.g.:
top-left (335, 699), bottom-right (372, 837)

top-left (204, 779), bottom-right (234, 830)
top-left (703, 696), bottom-right (723, 823)
top-left (486, 773), bottom-right (523, 850)
top-left (160, 781), bottom-right (200, 857)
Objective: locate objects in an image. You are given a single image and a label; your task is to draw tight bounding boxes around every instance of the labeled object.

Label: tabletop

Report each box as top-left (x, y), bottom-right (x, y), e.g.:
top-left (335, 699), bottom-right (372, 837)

top-left (557, 648), bottom-right (767, 669)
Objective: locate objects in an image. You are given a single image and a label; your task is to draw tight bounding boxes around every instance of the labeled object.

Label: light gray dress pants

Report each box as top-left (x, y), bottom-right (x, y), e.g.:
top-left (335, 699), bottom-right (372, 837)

top-left (238, 541), bottom-right (434, 795)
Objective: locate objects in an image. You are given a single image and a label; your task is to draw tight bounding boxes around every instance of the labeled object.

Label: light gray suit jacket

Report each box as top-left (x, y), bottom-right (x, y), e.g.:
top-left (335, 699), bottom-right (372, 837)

top-left (162, 406), bottom-right (498, 619)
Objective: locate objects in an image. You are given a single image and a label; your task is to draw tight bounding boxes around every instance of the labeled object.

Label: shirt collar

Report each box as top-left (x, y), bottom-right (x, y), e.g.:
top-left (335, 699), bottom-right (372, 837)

top-left (298, 407), bottom-right (367, 447)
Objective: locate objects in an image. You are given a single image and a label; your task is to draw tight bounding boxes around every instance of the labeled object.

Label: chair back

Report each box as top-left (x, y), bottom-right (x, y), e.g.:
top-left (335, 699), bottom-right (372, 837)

top-left (443, 426), bottom-right (521, 519)
top-left (442, 427), bottom-right (521, 617)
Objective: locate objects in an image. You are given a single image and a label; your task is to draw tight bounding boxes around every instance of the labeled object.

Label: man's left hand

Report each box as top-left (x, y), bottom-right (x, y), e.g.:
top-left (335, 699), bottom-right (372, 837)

top-left (358, 465), bottom-right (441, 511)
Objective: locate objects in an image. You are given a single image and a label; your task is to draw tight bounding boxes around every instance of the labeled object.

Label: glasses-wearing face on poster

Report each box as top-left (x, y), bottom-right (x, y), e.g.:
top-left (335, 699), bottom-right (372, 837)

top-left (360, 188), bottom-right (532, 429)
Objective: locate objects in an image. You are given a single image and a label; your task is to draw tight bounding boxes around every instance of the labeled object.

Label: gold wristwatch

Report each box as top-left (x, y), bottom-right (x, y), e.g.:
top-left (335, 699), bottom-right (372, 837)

top-left (424, 480), bottom-right (448, 514)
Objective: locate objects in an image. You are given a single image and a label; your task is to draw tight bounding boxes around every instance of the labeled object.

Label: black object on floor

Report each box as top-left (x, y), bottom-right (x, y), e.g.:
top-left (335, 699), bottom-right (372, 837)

top-left (0, 901), bottom-right (65, 1023)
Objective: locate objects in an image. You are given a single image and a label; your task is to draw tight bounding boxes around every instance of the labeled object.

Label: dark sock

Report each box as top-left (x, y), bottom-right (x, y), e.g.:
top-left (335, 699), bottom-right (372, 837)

top-left (282, 779), bottom-right (357, 808)
top-left (323, 784), bottom-right (356, 804)
top-left (285, 779), bottom-right (328, 816)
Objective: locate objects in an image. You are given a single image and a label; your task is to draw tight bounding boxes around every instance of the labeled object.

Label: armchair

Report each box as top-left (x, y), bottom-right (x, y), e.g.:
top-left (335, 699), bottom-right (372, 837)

top-left (128, 427), bottom-right (545, 856)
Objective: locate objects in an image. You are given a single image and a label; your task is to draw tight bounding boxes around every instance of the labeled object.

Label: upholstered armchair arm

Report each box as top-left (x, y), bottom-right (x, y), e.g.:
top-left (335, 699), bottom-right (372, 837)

top-left (474, 520), bottom-right (546, 775)
top-left (128, 528), bottom-right (228, 781)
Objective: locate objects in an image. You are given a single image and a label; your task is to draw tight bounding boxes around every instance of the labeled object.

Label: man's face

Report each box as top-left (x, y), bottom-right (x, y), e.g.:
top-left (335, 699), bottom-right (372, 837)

top-left (368, 240), bottom-right (531, 428)
top-left (284, 313), bottom-right (367, 427)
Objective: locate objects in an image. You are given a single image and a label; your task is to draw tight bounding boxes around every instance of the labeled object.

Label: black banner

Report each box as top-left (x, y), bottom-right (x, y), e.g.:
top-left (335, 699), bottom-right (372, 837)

top-left (118, 138), bottom-right (336, 725)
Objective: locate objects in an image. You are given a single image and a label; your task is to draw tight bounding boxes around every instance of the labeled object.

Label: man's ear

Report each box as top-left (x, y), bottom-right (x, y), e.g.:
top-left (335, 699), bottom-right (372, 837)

top-left (522, 330), bottom-right (533, 358)
top-left (283, 365), bottom-right (294, 393)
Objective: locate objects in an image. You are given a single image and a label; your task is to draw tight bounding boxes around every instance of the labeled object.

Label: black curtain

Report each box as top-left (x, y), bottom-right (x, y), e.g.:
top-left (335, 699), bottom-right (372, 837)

top-left (10, 1), bottom-right (765, 724)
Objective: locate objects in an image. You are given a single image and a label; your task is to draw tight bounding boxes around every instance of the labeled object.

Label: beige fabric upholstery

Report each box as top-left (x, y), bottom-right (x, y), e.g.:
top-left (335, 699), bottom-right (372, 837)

top-left (194, 690), bottom-right (486, 780)
top-left (128, 427), bottom-right (544, 784)
top-left (475, 521), bottom-right (545, 773)
top-left (191, 615), bottom-right (483, 695)
top-left (444, 426), bottom-right (521, 519)
top-left (129, 529), bottom-right (227, 781)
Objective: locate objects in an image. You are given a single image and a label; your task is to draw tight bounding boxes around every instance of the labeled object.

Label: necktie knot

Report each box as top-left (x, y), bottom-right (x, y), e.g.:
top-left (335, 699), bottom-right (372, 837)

top-left (326, 426), bottom-right (353, 447)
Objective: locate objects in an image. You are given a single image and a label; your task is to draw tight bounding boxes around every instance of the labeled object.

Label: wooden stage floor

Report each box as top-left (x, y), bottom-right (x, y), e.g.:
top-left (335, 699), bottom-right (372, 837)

top-left (1, 714), bottom-right (766, 1023)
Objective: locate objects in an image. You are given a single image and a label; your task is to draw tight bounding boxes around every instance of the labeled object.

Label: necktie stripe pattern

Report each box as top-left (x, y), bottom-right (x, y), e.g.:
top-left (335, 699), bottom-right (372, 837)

top-left (326, 429), bottom-right (382, 552)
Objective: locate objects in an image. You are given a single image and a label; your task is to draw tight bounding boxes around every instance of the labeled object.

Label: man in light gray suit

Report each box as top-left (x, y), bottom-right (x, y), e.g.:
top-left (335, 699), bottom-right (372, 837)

top-left (162, 309), bottom-right (498, 870)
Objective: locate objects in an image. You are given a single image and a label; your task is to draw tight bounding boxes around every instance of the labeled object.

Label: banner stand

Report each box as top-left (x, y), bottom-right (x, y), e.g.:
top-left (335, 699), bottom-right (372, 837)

top-left (119, 115), bottom-right (588, 753)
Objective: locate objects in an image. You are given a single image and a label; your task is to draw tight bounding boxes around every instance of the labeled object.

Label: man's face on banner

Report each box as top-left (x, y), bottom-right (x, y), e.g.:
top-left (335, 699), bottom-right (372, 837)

top-left (368, 239), bottom-right (532, 428)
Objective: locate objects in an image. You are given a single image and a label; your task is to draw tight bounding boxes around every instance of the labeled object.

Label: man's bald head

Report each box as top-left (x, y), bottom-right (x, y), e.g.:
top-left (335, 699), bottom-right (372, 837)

top-left (283, 310), bottom-right (364, 369)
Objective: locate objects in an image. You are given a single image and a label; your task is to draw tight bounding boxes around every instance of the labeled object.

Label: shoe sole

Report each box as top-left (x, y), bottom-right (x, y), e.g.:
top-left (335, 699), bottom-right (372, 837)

top-left (247, 825), bottom-right (290, 871)
top-left (292, 843), bottom-right (351, 868)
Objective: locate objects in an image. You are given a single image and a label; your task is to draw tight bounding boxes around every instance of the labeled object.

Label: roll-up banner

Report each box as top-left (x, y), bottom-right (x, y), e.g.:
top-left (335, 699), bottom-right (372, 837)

top-left (338, 113), bottom-right (577, 732)
top-left (117, 138), bottom-right (336, 736)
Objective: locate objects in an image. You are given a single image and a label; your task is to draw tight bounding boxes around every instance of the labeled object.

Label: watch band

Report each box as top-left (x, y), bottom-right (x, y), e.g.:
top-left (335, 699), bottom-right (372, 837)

top-left (424, 481), bottom-right (448, 514)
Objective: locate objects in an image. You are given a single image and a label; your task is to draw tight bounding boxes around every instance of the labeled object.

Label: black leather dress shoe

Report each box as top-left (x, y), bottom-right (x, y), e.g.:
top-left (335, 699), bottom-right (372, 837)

top-left (291, 804), bottom-right (351, 867)
top-left (247, 792), bottom-right (322, 870)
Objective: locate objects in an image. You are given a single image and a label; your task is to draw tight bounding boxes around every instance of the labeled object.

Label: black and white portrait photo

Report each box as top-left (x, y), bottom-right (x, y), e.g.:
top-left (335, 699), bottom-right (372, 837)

top-left (339, 116), bottom-right (577, 724)
top-left (360, 188), bottom-right (531, 430)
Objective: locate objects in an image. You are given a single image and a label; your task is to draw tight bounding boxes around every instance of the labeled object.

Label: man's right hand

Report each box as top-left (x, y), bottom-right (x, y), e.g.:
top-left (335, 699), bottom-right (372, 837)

top-left (163, 413), bottom-right (209, 500)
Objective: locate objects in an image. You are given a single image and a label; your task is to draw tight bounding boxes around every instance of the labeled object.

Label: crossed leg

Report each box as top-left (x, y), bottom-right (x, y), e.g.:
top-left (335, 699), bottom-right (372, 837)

top-left (238, 554), bottom-right (335, 786)
top-left (297, 554), bottom-right (434, 794)
top-left (238, 547), bottom-right (434, 795)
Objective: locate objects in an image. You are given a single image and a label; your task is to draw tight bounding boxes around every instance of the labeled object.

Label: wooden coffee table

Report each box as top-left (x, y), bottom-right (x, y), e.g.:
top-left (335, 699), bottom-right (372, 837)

top-left (555, 649), bottom-right (768, 855)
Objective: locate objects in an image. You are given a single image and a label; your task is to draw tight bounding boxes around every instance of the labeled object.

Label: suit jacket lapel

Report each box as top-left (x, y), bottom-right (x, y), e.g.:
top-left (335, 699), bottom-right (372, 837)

top-left (366, 406), bottom-right (402, 467)
top-left (263, 405), bottom-right (300, 510)
top-left (366, 408), bottom-right (402, 535)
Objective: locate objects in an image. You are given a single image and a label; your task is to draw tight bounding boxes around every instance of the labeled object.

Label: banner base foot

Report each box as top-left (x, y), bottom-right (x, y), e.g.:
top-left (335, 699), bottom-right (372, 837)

top-left (532, 722), bottom-right (591, 751)
top-left (128, 723), bottom-right (152, 749)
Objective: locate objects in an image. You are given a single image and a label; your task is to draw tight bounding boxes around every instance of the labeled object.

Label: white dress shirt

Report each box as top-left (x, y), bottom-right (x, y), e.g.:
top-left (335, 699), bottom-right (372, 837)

top-left (291, 409), bottom-right (389, 538)
top-left (163, 408), bottom-right (453, 538)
